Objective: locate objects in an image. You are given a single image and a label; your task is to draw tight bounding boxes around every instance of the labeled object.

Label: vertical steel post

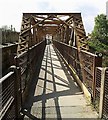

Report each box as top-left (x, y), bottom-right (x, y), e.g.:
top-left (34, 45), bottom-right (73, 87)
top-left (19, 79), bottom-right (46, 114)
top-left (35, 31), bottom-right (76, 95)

top-left (93, 54), bottom-right (102, 102)
top-left (99, 68), bottom-right (106, 118)
top-left (9, 66), bottom-right (19, 118)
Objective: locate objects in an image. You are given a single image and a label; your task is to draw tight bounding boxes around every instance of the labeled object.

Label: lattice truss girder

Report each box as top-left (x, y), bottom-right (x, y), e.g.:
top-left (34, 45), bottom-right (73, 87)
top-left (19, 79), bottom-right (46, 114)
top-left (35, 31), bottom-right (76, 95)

top-left (17, 13), bottom-right (89, 55)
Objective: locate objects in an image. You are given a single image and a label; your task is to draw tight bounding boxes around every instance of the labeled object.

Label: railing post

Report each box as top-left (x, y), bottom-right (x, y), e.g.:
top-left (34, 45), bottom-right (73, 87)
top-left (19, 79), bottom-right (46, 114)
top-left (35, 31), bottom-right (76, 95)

top-left (93, 54), bottom-right (102, 102)
top-left (9, 65), bottom-right (21, 119)
top-left (99, 68), bottom-right (106, 118)
top-left (14, 56), bottom-right (22, 106)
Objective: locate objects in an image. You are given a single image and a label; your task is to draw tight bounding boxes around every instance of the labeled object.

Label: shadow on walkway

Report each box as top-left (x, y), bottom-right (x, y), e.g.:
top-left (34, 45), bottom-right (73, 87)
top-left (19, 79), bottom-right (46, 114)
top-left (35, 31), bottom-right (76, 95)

top-left (22, 44), bottom-right (98, 120)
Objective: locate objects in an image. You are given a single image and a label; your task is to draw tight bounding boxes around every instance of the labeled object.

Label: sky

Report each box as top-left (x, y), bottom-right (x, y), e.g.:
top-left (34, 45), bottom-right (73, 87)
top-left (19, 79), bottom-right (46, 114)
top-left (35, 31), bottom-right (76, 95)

top-left (0, 0), bottom-right (108, 34)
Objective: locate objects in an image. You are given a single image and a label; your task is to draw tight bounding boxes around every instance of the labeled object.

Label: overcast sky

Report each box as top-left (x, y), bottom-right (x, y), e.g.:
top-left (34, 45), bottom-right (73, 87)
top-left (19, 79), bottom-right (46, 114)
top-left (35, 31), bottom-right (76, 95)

top-left (0, 0), bottom-right (108, 33)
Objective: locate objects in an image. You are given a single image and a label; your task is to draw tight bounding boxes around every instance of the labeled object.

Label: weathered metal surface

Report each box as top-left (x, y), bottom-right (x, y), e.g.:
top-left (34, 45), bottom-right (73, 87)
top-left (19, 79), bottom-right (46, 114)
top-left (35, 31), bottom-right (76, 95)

top-left (17, 13), bottom-right (89, 55)
top-left (16, 40), bottom-right (46, 104)
top-left (53, 40), bottom-right (108, 119)
top-left (0, 40), bottom-right (46, 119)
top-left (53, 40), bottom-right (102, 98)
top-left (103, 69), bottom-right (108, 118)
top-left (0, 66), bottom-right (21, 120)
top-left (17, 14), bottom-right (90, 101)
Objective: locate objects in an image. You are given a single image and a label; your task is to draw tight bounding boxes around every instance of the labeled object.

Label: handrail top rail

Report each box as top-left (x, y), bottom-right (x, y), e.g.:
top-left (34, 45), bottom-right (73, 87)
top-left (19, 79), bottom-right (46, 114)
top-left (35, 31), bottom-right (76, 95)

top-left (0, 71), bottom-right (14, 84)
top-left (53, 40), bottom-right (99, 57)
top-left (17, 40), bottom-right (45, 58)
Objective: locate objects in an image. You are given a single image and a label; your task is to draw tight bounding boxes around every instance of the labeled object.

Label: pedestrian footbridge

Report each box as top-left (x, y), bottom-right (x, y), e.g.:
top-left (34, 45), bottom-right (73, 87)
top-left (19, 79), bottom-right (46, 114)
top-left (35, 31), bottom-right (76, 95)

top-left (1, 13), bottom-right (108, 120)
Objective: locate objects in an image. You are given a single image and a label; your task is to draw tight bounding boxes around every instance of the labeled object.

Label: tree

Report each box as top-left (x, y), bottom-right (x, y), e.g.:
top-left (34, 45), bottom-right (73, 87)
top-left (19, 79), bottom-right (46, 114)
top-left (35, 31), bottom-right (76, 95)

top-left (91, 14), bottom-right (108, 45)
top-left (1, 25), bottom-right (16, 32)
top-left (2, 25), bottom-right (8, 31)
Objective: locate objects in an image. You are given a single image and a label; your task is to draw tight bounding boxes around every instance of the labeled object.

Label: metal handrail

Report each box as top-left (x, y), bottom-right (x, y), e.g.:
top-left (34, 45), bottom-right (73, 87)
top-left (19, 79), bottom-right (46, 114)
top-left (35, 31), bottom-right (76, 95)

top-left (0, 71), bottom-right (14, 84)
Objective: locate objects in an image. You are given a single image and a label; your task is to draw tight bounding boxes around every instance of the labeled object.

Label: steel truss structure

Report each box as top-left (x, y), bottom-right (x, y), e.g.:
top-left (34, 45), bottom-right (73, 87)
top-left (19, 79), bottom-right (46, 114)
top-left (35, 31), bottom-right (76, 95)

top-left (17, 13), bottom-right (89, 55)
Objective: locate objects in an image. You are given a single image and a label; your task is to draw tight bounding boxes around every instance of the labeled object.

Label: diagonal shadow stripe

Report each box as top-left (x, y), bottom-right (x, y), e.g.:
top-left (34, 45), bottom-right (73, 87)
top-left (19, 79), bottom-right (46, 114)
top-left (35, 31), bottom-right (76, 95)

top-left (41, 67), bottom-right (69, 86)
top-left (38, 77), bottom-right (69, 88)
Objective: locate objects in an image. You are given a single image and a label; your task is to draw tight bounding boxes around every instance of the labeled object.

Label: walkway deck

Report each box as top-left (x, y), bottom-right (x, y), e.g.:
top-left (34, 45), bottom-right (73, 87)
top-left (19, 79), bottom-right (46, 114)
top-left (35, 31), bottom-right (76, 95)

top-left (22, 44), bottom-right (98, 119)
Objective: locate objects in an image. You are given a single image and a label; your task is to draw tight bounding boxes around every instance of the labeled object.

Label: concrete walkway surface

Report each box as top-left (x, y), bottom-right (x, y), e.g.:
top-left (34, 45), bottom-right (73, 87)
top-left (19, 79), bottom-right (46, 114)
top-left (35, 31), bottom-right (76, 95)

top-left (22, 44), bottom-right (99, 120)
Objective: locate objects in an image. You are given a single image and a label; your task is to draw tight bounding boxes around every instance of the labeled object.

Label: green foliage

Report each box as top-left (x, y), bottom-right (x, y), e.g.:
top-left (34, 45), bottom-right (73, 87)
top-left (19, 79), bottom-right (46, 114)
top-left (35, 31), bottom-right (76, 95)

top-left (1, 25), bottom-right (16, 32)
top-left (89, 14), bottom-right (108, 66)
top-left (88, 39), bottom-right (108, 52)
top-left (2, 31), bottom-right (19, 44)
top-left (1, 25), bottom-right (19, 44)
top-left (88, 39), bottom-right (108, 66)
top-left (91, 14), bottom-right (108, 45)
